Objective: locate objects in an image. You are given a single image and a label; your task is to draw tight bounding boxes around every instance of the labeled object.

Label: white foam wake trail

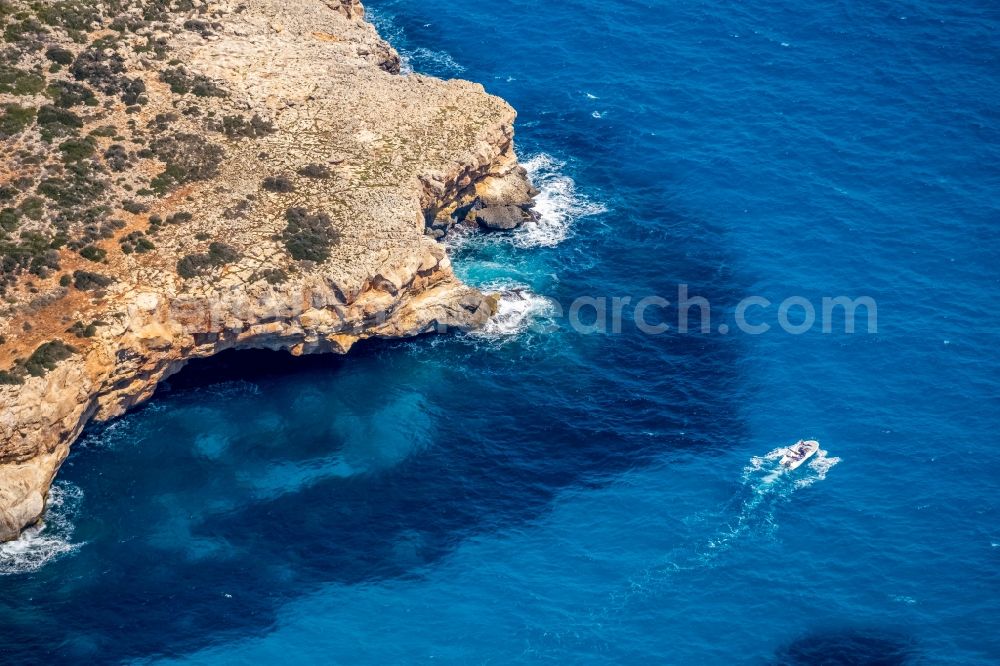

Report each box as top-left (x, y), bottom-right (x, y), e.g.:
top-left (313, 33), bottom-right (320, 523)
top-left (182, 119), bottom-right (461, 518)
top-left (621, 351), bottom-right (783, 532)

top-left (0, 481), bottom-right (85, 575)
top-left (536, 445), bottom-right (842, 650)
top-left (705, 446), bottom-right (842, 553)
top-left (614, 446), bottom-right (841, 608)
top-left (513, 154), bottom-right (608, 249)
top-left (473, 284), bottom-right (557, 340)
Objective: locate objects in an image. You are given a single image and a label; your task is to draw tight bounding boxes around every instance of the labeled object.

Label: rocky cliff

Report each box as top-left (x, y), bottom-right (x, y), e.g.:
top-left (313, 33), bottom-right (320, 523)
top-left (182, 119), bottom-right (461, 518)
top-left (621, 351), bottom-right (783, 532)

top-left (0, 0), bottom-right (535, 541)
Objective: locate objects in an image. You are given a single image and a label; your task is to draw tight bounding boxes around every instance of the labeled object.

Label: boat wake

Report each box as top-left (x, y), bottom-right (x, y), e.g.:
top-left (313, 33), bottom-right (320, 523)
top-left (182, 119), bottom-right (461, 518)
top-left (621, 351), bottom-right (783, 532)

top-left (748, 444), bottom-right (841, 489)
top-left (615, 445), bottom-right (841, 605)
top-left (528, 445), bottom-right (842, 651)
top-left (705, 445), bottom-right (841, 554)
top-left (0, 481), bottom-right (85, 575)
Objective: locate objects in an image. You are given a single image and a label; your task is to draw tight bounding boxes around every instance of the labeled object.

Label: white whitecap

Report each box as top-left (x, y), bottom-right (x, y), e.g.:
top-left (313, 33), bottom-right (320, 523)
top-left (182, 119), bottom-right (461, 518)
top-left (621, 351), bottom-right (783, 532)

top-left (512, 153), bottom-right (608, 249)
top-left (473, 283), bottom-right (557, 340)
top-left (406, 47), bottom-right (465, 75)
top-left (0, 481), bottom-right (85, 575)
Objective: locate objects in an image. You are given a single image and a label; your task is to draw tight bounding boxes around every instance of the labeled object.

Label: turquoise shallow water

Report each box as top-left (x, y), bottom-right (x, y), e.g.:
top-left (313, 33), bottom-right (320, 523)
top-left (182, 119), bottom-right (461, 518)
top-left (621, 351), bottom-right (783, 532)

top-left (2, 0), bottom-right (1000, 663)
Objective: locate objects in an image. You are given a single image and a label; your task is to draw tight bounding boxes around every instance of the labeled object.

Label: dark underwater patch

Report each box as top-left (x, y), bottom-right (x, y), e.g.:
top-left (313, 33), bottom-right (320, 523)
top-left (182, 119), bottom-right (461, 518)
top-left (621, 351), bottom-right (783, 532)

top-left (774, 627), bottom-right (919, 666)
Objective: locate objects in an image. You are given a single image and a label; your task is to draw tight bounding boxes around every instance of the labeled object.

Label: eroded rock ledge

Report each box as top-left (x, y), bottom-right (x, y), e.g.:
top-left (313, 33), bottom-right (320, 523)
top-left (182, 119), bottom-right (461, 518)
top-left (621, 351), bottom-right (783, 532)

top-left (0, 0), bottom-right (534, 541)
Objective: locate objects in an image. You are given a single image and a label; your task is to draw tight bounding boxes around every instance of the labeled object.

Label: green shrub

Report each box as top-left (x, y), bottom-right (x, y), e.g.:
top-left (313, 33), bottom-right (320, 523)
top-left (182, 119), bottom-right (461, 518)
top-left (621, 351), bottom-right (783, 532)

top-left (121, 199), bottom-right (148, 214)
top-left (71, 48), bottom-right (124, 91)
top-left (0, 65), bottom-right (45, 95)
top-left (297, 164), bottom-right (331, 179)
top-left (281, 207), bottom-right (339, 262)
top-left (160, 66), bottom-right (225, 97)
top-left (0, 104), bottom-right (36, 137)
top-left (120, 230), bottom-right (155, 254)
top-left (214, 113), bottom-right (275, 138)
top-left (67, 320), bottom-right (100, 338)
top-left (177, 242), bottom-right (240, 278)
top-left (110, 14), bottom-right (146, 33)
top-left (45, 47), bottom-right (75, 65)
top-left (0, 369), bottom-right (23, 385)
top-left (58, 136), bottom-right (95, 162)
top-left (72, 269), bottom-right (113, 290)
top-left (263, 175), bottom-right (294, 193)
top-left (3, 16), bottom-right (48, 44)
top-left (207, 242), bottom-right (238, 263)
top-left (149, 133), bottom-right (224, 193)
top-left (257, 268), bottom-right (288, 285)
top-left (18, 197), bottom-right (43, 220)
top-left (183, 19), bottom-right (213, 36)
top-left (78, 245), bottom-right (105, 262)
top-left (0, 208), bottom-right (19, 231)
top-left (22, 340), bottom-right (76, 377)
top-left (37, 165), bottom-right (105, 211)
top-left (34, 1), bottom-right (100, 30)
top-left (37, 104), bottom-right (82, 142)
top-left (0, 230), bottom-right (61, 289)
top-left (103, 143), bottom-right (129, 171)
top-left (46, 80), bottom-right (96, 108)
top-left (89, 125), bottom-right (116, 137)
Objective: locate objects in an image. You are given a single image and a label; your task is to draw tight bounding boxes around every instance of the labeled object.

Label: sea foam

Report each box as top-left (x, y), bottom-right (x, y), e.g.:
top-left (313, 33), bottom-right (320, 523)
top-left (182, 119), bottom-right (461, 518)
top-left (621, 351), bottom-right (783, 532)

top-left (365, 8), bottom-right (464, 77)
top-left (513, 154), bottom-right (608, 249)
top-left (0, 481), bottom-right (84, 575)
top-left (473, 283), bottom-right (558, 340)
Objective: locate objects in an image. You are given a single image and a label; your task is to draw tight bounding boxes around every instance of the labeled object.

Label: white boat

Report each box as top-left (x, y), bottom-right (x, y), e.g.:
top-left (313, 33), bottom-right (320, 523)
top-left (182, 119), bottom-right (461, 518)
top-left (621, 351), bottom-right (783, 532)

top-left (779, 439), bottom-right (820, 470)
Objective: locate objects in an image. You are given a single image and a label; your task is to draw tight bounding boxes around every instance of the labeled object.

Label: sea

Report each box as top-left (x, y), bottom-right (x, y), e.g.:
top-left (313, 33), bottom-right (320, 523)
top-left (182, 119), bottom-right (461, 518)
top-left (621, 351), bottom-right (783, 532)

top-left (2, 0), bottom-right (998, 662)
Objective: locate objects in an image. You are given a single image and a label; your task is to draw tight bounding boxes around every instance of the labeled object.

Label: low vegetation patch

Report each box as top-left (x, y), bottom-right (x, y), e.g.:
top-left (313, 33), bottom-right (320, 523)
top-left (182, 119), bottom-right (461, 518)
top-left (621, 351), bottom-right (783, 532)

top-left (160, 66), bottom-right (225, 97)
top-left (103, 143), bottom-right (130, 171)
top-left (78, 244), bottom-right (106, 262)
top-left (58, 136), bottom-right (96, 162)
top-left (0, 65), bottom-right (46, 96)
top-left (72, 269), bottom-right (114, 291)
top-left (0, 104), bottom-right (36, 137)
top-left (256, 268), bottom-right (288, 285)
top-left (212, 113), bottom-right (275, 139)
top-left (119, 230), bottom-right (154, 254)
top-left (149, 133), bottom-right (224, 194)
top-left (37, 104), bottom-right (83, 142)
top-left (46, 80), bottom-right (96, 108)
top-left (297, 163), bottom-right (331, 179)
top-left (280, 207), bottom-right (340, 262)
top-left (0, 339), bottom-right (78, 385)
top-left (45, 47), bottom-right (75, 66)
top-left (177, 242), bottom-right (240, 278)
top-left (263, 175), bottom-right (294, 193)
top-left (0, 231), bottom-right (60, 292)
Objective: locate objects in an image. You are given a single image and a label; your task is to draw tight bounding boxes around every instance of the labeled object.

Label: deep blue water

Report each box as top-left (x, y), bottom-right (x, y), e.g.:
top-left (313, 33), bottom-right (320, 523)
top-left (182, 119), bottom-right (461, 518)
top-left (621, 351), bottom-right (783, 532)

top-left (3, 0), bottom-right (1000, 662)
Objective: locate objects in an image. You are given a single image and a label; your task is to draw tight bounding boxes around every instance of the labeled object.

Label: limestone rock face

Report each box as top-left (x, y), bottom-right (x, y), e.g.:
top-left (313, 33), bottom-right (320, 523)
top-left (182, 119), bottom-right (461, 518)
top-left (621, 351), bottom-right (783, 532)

top-left (0, 0), bottom-right (533, 542)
